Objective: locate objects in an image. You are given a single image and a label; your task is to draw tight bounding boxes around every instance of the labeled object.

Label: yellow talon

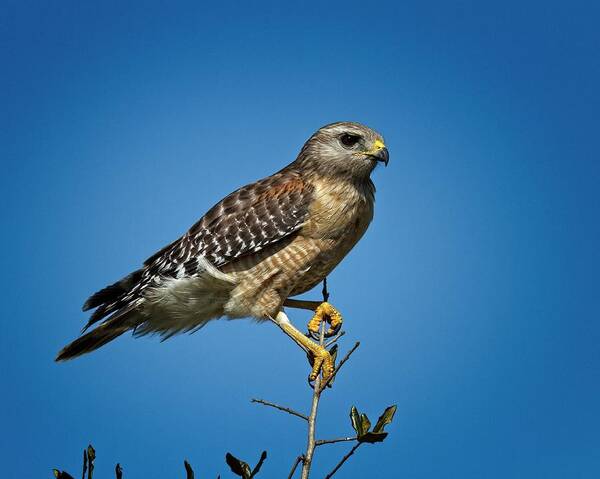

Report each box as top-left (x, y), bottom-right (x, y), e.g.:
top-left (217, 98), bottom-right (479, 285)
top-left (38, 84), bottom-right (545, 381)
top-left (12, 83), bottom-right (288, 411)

top-left (308, 302), bottom-right (343, 338)
top-left (273, 310), bottom-right (336, 385)
top-left (308, 345), bottom-right (334, 382)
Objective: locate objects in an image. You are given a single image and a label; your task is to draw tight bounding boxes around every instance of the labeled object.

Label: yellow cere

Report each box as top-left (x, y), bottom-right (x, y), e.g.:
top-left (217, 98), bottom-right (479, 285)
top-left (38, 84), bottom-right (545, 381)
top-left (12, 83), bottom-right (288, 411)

top-left (373, 139), bottom-right (386, 150)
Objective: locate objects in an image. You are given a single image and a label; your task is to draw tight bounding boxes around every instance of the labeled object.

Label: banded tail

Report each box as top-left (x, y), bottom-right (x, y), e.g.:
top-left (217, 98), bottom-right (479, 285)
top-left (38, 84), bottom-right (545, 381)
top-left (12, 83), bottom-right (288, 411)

top-left (55, 270), bottom-right (144, 361)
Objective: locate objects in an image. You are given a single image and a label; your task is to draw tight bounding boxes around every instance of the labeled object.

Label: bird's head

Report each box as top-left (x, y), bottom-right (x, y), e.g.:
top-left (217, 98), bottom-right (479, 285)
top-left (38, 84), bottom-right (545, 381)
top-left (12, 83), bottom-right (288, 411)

top-left (295, 122), bottom-right (388, 179)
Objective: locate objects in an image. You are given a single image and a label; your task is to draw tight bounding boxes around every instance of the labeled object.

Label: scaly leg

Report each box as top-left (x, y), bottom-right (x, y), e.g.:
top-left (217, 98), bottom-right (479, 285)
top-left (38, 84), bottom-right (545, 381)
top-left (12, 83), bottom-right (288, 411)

top-left (271, 311), bottom-right (334, 382)
top-left (283, 299), bottom-right (344, 340)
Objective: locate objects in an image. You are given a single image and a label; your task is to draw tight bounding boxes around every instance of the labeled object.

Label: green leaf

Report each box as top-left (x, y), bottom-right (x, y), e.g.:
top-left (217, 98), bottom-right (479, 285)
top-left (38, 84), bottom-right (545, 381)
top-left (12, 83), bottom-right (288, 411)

top-left (358, 431), bottom-right (389, 444)
top-left (373, 405), bottom-right (397, 433)
top-left (86, 444), bottom-right (96, 479)
top-left (360, 413), bottom-right (371, 436)
top-left (226, 452), bottom-right (252, 479)
top-left (350, 406), bottom-right (361, 434)
top-left (86, 444), bottom-right (96, 462)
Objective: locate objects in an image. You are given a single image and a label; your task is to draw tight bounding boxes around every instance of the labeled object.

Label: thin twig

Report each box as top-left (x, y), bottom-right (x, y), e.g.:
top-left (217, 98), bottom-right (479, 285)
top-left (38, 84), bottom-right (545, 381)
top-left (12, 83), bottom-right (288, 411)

top-left (300, 323), bottom-right (325, 479)
top-left (325, 330), bottom-right (345, 348)
top-left (286, 455), bottom-right (304, 479)
top-left (318, 341), bottom-right (360, 393)
top-left (251, 398), bottom-right (308, 421)
top-left (270, 278), bottom-right (362, 478)
top-left (315, 436), bottom-right (357, 447)
top-left (324, 443), bottom-right (362, 479)
top-left (249, 451), bottom-right (267, 478)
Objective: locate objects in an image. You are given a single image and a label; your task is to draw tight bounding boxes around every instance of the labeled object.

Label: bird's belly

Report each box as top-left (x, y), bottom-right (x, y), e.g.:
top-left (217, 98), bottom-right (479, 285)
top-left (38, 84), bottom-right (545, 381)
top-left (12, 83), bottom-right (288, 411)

top-left (289, 261), bottom-right (334, 296)
top-left (289, 231), bottom-right (367, 295)
top-left (290, 198), bottom-right (373, 296)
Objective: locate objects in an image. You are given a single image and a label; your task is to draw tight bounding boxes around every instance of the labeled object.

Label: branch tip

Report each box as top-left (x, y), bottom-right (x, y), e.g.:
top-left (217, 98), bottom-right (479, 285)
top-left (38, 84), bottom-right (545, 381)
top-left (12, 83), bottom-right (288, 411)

top-left (250, 398), bottom-right (309, 421)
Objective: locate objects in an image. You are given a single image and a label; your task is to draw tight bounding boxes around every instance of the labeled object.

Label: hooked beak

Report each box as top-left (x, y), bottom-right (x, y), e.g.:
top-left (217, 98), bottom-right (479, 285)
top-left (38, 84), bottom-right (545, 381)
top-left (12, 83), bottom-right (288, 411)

top-left (367, 139), bottom-right (389, 167)
top-left (373, 146), bottom-right (389, 166)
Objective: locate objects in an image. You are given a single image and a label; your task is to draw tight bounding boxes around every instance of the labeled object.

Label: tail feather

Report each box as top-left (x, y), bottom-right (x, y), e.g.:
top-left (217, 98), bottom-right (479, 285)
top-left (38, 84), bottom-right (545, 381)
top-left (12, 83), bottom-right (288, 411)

top-left (55, 306), bottom-right (138, 361)
top-left (83, 269), bottom-right (143, 311)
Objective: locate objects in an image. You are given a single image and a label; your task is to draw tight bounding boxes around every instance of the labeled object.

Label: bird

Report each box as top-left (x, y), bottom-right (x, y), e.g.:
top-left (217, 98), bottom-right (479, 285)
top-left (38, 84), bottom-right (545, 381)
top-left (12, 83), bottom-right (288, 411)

top-left (56, 121), bottom-right (389, 381)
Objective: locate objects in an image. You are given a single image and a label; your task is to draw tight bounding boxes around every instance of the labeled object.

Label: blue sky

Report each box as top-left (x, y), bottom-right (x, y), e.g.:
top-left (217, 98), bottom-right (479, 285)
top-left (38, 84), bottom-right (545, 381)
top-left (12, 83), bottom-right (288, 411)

top-left (2, 1), bottom-right (599, 477)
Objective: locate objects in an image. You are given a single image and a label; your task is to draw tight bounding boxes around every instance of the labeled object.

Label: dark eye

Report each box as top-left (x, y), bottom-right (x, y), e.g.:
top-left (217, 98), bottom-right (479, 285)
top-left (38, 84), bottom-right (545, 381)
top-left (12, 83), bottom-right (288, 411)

top-left (340, 133), bottom-right (361, 148)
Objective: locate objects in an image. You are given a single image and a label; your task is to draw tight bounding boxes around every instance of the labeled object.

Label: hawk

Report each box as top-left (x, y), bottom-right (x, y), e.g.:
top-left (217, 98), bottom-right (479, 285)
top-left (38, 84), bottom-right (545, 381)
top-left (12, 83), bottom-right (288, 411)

top-left (57, 122), bottom-right (389, 381)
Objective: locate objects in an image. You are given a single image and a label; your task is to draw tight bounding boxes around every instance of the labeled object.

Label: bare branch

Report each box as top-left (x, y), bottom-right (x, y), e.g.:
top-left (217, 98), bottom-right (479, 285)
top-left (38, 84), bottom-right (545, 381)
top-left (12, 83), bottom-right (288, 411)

top-left (300, 322), bottom-right (326, 479)
top-left (249, 451), bottom-right (267, 478)
top-left (251, 398), bottom-right (308, 421)
top-left (315, 436), bottom-right (357, 447)
top-left (325, 330), bottom-right (345, 348)
top-left (286, 455), bottom-right (304, 479)
top-left (324, 443), bottom-right (362, 479)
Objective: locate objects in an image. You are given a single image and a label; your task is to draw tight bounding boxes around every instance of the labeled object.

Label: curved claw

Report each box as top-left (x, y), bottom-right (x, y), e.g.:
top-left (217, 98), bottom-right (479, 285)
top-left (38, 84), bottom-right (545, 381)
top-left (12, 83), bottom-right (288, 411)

top-left (306, 329), bottom-right (321, 341)
top-left (306, 346), bottom-right (334, 384)
top-left (307, 302), bottom-right (344, 338)
top-left (327, 319), bottom-right (342, 337)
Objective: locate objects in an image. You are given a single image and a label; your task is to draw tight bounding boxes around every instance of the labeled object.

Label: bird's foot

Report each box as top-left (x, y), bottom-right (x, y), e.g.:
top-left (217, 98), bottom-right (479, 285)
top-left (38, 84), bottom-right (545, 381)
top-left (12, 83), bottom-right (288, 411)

top-left (272, 310), bottom-right (336, 386)
top-left (307, 343), bottom-right (334, 383)
top-left (307, 302), bottom-right (343, 340)
top-left (270, 311), bottom-right (337, 385)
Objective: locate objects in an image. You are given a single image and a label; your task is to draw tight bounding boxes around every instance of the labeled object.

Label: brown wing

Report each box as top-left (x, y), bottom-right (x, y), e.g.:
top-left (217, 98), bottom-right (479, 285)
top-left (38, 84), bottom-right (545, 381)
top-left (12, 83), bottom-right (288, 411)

top-left (144, 168), bottom-right (313, 277)
top-left (83, 168), bottom-right (313, 329)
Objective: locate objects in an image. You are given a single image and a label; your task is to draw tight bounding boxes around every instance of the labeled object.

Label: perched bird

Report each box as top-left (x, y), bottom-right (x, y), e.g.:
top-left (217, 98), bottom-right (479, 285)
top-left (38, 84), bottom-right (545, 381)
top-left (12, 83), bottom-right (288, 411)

top-left (56, 122), bottom-right (388, 380)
